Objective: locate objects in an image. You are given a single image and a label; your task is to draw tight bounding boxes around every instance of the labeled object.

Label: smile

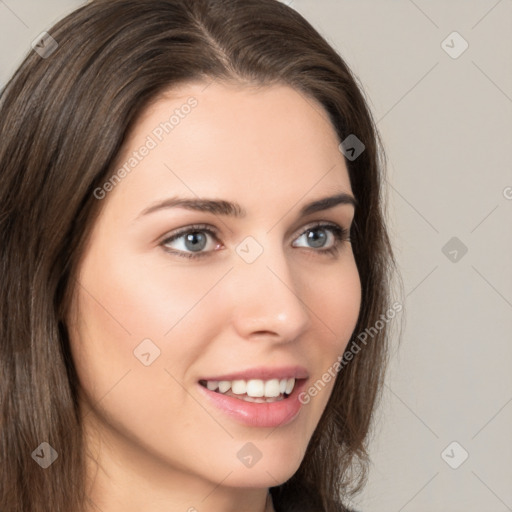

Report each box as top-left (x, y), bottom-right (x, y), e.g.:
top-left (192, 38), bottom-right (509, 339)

top-left (199, 378), bottom-right (296, 403)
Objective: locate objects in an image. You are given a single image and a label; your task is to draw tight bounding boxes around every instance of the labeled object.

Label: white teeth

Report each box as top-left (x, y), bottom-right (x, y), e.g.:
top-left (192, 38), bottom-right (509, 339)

top-left (206, 380), bottom-right (218, 391)
top-left (264, 379), bottom-right (281, 397)
top-left (218, 380), bottom-right (231, 393)
top-left (246, 379), bottom-right (264, 397)
top-left (231, 380), bottom-right (247, 395)
top-left (203, 377), bottom-right (296, 398)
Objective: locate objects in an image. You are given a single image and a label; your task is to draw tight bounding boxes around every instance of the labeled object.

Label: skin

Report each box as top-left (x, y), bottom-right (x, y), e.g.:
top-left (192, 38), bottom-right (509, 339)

top-left (67, 80), bottom-right (362, 512)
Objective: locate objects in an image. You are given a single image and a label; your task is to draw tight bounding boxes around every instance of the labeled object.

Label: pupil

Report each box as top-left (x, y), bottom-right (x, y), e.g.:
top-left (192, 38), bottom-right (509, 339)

top-left (307, 229), bottom-right (326, 248)
top-left (185, 232), bottom-right (207, 252)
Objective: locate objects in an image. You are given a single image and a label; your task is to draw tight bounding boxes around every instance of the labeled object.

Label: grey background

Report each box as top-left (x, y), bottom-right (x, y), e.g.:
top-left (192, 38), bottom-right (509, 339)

top-left (1, 0), bottom-right (511, 510)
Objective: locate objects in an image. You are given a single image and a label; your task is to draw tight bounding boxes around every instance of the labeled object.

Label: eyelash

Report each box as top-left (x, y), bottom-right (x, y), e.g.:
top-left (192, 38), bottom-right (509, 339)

top-left (160, 222), bottom-right (351, 260)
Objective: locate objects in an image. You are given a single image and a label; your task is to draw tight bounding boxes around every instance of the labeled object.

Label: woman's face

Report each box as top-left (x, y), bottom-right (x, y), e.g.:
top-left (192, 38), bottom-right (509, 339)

top-left (68, 81), bottom-right (361, 499)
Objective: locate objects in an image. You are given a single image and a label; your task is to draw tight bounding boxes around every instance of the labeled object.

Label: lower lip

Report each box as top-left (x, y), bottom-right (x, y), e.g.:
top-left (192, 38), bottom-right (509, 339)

top-left (197, 379), bottom-right (307, 428)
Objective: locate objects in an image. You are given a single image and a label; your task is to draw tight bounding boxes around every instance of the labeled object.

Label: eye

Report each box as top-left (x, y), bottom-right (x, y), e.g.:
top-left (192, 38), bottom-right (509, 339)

top-left (292, 223), bottom-right (350, 255)
top-left (160, 222), bottom-right (350, 260)
top-left (161, 224), bottom-right (222, 259)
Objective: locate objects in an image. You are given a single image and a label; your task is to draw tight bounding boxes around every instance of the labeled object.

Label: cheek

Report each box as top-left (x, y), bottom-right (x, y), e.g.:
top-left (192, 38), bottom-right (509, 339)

top-left (298, 254), bottom-right (361, 422)
top-left (67, 256), bottom-right (236, 474)
top-left (67, 241), bottom-right (231, 413)
top-left (307, 253), bottom-right (362, 350)
top-left (71, 240), bottom-right (228, 348)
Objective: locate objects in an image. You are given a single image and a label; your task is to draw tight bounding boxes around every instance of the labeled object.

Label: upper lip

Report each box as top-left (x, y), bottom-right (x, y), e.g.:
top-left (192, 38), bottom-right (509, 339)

top-left (199, 365), bottom-right (309, 382)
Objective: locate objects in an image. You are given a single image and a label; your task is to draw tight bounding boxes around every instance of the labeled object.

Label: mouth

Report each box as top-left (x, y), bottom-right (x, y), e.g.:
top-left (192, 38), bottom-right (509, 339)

top-left (198, 377), bottom-right (301, 403)
top-left (196, 365), bottom-right (310, 427)
top-left (197, 375), bottom-right (309, 428)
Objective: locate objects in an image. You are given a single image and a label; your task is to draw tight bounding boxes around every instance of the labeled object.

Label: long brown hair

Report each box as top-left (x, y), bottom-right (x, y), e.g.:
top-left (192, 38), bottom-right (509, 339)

top-left (0, 1), bottom-right (398, 510)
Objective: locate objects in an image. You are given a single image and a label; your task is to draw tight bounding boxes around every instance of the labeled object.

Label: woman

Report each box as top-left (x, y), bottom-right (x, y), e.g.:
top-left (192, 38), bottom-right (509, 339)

top-left (0, 0), bottom-right (398, 511)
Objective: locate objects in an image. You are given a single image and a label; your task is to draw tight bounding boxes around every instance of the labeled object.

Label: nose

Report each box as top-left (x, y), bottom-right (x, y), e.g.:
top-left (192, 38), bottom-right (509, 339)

top-left (226, 243), bottom-right (311, 343)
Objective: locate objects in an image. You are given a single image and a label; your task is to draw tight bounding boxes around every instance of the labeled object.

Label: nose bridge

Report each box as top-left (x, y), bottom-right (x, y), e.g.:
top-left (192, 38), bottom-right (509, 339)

top-left (228, 237), bottom-right (311, 340)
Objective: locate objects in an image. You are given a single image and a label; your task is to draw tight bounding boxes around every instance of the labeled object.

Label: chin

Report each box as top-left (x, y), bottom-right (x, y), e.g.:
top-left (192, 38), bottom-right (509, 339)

top-left (220, 446), bottom-right (305, 488)
top-left (224, 464), bottom-right (300, 489)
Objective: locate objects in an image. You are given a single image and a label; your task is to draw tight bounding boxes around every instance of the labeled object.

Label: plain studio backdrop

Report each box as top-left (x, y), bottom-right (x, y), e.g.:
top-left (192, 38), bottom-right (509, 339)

top-left (1, 1), bottom-right (511, 511)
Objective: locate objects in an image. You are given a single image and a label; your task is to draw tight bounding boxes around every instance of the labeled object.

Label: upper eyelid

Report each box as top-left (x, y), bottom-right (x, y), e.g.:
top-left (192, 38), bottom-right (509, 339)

top-left (160, 223), bottom-right (219, 244)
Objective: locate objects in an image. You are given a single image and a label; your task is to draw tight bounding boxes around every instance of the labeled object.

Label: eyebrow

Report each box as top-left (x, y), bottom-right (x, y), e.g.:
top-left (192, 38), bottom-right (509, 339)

top-left (137, 192), bottom-right (357, 219)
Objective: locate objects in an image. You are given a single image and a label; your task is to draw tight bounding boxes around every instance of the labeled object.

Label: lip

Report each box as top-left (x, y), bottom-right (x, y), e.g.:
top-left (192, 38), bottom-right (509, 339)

top-left (198, 365), bottom-right (309, 382)
top-left (197, 377), bottom-right (308, 428)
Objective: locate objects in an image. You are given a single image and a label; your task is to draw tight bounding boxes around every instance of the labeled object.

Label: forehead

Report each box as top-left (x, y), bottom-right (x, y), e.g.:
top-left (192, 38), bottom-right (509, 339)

top-left (107, 81), bottom-right (352, 216)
